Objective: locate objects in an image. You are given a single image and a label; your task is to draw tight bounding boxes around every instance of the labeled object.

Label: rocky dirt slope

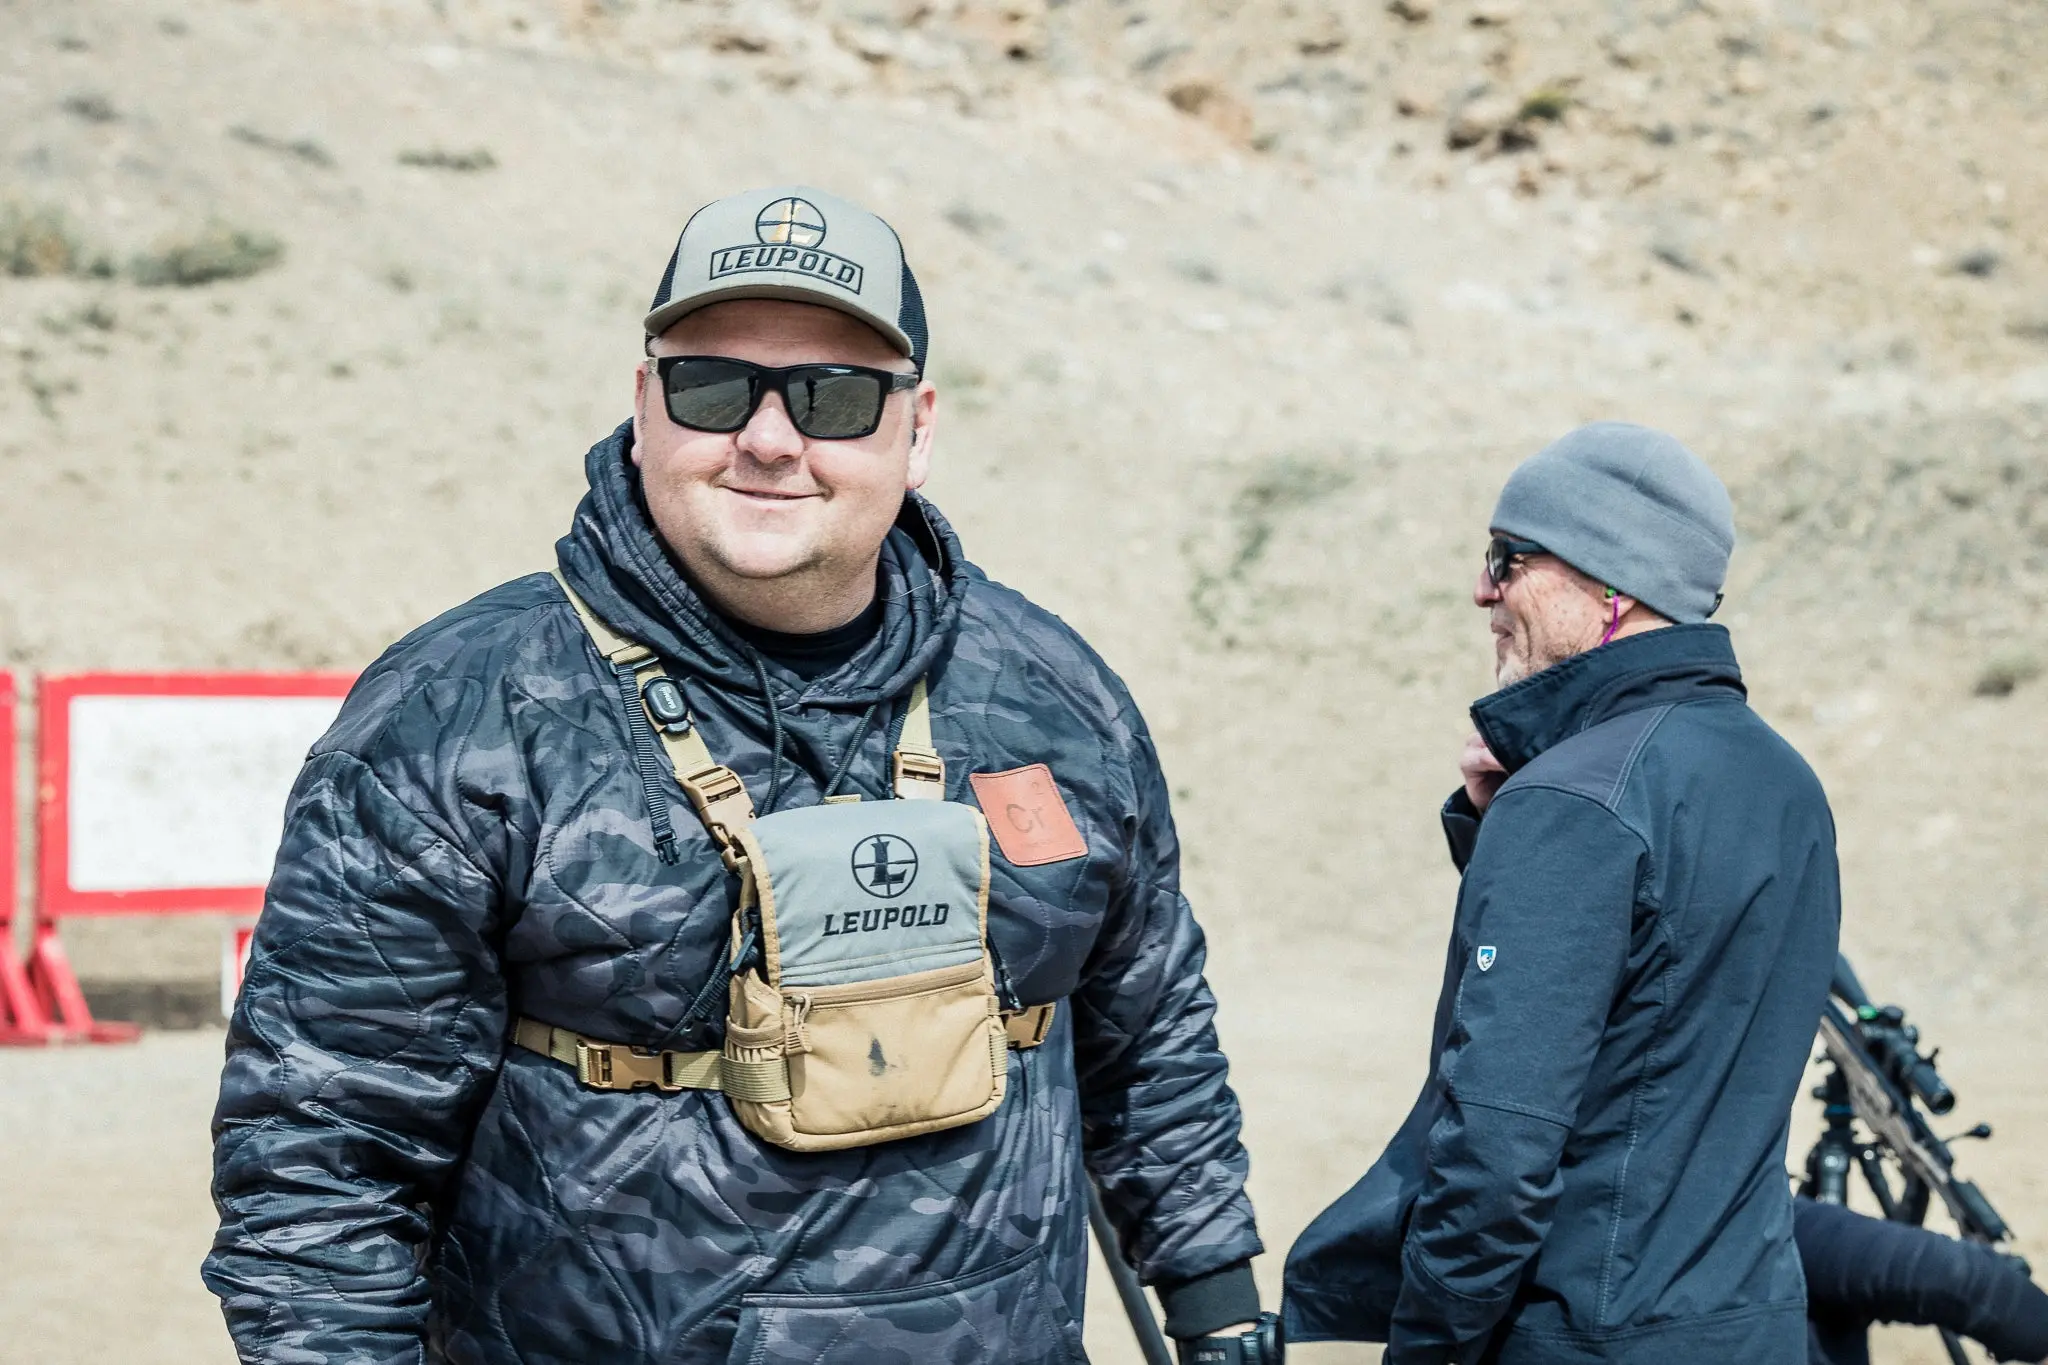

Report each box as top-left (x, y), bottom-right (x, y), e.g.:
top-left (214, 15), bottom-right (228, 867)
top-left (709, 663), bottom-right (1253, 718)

top-left (2, 1), bottom-right (2043, 1362)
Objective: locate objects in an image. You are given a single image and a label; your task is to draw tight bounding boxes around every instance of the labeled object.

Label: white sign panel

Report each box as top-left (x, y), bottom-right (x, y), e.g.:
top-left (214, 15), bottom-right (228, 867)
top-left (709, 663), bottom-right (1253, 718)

top-left (67, 695), bottom-right (344, 892)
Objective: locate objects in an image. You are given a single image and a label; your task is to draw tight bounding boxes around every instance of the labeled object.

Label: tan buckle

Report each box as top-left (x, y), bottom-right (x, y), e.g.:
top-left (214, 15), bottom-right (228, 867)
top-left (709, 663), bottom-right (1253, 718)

top-left (680, 763), bottom-right (746, 811)
top-left (575, 1040), bottom-right (681, 1093)
top-left (1004, 1002), bottom-right (1056, 1049)
top-left (679, 763), bottom-right (754, 847)
top-left (892, 750), bottom-right (946, 793)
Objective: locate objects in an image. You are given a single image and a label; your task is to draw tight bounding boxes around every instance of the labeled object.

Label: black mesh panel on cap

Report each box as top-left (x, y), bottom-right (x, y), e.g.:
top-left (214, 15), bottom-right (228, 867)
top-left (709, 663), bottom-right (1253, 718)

top-left (649, 239), bottom-right (681, 316)
top-left (646, 202), bottom-right (711, 330)
top-left (899, 262), bottom-right (929, 374)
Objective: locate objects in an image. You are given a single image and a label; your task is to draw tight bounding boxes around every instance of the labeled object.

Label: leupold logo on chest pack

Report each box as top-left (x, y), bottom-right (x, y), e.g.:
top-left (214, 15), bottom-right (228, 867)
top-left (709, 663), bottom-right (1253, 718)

top-left (752, 803), bottom-right (986, 989)
top-left (851, 832), bottom-right (919, 897)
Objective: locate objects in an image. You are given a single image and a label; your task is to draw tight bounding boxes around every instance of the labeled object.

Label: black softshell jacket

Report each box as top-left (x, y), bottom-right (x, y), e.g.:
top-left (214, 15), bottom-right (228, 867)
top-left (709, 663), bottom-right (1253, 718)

top-left (1284, 624), bottom-right (1841, 1364)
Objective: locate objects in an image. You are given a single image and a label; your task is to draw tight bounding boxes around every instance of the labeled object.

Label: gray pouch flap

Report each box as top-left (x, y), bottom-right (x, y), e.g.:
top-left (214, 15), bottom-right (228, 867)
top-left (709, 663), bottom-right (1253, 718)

top-left (748, 800), bottom-right (990, 989)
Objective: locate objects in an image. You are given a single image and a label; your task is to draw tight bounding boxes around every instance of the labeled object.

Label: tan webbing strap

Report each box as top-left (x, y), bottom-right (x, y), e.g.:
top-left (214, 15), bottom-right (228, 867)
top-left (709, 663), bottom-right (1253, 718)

top-left (550, 570), bottom-right (756, 848)
top-left (549, 570), bottom-right (650, 666)
top-left (669, 737), bottom-right (755, 856)
top-left (513, 1017), bottom-right (790, 1101)
top-left (892, 677), bottom-right (946, 800)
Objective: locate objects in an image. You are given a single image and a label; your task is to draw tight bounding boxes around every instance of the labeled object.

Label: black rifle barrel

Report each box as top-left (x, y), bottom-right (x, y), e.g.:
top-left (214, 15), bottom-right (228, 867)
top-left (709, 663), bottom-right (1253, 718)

top-left (1088, 1182), bottom-right (1176, 1365)
top-left (1831, 954), bottom-right (1873, 1010)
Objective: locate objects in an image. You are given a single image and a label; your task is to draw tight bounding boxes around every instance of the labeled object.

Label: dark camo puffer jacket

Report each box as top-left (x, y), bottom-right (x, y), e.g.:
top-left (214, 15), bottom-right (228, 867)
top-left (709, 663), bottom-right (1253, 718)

top-left (203, 424), bottom-right (1261, 1365)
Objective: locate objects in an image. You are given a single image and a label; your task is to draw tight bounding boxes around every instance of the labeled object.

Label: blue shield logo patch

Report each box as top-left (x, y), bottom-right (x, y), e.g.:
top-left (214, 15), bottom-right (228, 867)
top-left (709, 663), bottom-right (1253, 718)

top-left (1476, 945), bottom-right (1497, 972)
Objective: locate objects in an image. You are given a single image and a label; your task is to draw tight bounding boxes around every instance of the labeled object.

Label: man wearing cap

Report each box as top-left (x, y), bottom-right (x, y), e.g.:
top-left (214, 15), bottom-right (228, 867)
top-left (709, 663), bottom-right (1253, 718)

top-left (1283, 423), bottom-right (1841, 1363)
top-left (205, 187), bottom-right (1271, 1364)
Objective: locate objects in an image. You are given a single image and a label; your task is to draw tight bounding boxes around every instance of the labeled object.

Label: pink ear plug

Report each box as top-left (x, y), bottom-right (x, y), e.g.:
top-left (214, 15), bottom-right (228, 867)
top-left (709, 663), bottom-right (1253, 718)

top-left (1598, 588), bottom-right (1622, 646)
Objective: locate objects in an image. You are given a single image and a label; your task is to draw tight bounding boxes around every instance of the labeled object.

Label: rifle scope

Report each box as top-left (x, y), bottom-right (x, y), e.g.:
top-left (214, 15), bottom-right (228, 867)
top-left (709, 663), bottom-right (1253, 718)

top-left (1830, 955), bottom-right (1956, 1117)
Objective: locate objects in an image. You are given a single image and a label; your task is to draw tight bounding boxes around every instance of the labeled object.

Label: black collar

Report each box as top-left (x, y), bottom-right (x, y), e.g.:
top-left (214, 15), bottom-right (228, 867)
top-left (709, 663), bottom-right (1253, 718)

top-left (1471, 623), bottom-right (1746, 773)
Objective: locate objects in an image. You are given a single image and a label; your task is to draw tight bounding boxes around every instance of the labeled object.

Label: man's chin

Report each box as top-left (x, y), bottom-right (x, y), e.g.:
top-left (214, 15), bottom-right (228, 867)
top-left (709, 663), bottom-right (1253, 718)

top-left (709, 540), bottom-right (820, 581)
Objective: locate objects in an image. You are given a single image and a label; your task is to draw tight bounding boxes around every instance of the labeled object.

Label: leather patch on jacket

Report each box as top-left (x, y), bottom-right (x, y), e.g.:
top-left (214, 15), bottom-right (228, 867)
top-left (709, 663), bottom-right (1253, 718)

top-left (968, 765), bottom-right (1087, 867)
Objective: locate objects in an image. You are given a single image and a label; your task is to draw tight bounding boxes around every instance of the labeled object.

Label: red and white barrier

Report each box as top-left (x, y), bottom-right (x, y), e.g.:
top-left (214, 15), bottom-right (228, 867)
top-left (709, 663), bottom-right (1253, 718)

top-left (0, 673), bottom-right (34, 1044)
top-left (1, 671), bottom-right (353, 1045)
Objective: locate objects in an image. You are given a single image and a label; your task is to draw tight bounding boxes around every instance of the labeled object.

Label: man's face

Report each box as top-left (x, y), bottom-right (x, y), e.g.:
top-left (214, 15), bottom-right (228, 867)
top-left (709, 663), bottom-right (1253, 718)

top-left (1473, 538), bottom-right (1612, 687)
top-left (632, 299), bottom-right (935, 594)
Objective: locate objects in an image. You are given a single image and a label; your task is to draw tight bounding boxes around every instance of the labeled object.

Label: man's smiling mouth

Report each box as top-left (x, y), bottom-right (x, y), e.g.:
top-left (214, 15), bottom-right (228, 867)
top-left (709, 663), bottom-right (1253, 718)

top-left (726, 487), bottom-right (815, 502)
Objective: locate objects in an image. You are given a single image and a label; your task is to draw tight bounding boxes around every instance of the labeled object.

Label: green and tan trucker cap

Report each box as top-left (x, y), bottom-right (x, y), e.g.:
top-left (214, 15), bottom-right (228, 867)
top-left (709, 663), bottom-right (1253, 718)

top-left (644, 185), bottom-right (929, 371)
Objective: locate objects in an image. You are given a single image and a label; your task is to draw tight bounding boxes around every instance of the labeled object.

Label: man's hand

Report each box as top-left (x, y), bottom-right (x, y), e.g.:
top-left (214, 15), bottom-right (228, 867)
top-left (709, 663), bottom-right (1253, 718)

top-left (1460, 732), bottom-right (1507, 813)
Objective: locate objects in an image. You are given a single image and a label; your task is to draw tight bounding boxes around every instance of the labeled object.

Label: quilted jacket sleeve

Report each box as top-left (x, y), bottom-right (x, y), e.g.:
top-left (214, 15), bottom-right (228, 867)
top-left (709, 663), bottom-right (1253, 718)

top-left (202, 714), bottom-right (510, 1365)
top-left (1071, 694), bottom-right (1263, 1289)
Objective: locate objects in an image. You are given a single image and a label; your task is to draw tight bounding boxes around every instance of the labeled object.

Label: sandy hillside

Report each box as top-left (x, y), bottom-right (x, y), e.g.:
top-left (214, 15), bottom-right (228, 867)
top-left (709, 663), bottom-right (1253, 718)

top-left (2, 1), bottom-right (2045, 1362)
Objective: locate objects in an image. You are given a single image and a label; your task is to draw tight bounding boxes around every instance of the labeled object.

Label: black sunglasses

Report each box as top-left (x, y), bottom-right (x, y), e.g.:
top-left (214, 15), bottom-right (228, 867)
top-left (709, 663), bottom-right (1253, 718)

top-left (1483, 535), bottom-right (1547, 586)
top-left (652, 355), bottom-right (919, 441)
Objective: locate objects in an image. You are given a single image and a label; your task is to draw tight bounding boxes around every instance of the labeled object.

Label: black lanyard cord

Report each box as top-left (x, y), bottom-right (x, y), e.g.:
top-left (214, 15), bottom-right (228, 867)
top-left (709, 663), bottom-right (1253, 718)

top-left (747, 651), bottom-right (790, 814)
top-left (821, 698), bottom-right (884, 799)
top-left (614, 659), bottom-right (682, 865)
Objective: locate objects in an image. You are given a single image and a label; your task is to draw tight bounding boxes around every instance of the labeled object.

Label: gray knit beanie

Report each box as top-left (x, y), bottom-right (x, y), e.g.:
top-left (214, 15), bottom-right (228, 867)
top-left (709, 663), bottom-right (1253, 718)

top-left (1489, 422), bottom-right (1735, 623)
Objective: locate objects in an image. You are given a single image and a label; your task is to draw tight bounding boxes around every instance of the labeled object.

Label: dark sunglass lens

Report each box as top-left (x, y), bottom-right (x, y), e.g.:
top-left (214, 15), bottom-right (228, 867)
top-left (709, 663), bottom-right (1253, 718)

top-left (666, 361), bottom-right (757, 432)
top-left (1484, 539), bottom-right (1509, 584)
top-left (788, 370), bottom-right (885, 439)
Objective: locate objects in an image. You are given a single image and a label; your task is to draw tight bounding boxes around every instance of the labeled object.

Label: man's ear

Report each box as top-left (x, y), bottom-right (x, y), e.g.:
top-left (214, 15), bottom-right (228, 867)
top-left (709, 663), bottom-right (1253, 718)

top-left (630, 359), bottom-right (649, 466)
top-left (904, 378), bottom-right (937, 491)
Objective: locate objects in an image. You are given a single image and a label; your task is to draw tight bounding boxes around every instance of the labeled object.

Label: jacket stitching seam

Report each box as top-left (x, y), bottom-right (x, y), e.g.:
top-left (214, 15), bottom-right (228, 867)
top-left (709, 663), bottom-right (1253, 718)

top-left (1444, 1093), bottom-right (1574, 1128)
top-left (1401, 1243), bottom-right (1503, 1306)
top-left (1507, 1297), bottom-right (1798, 1342)
top-left (252, 753), bottom-right (497, 967)
top-left (1605, 704), bottom-right (1674, 808)
top-left (1595, 943), bottom-right (1673, 1327)
top-left (1481, 784), bottom-right (1656, 862)
top-left (560, 1104), bottom-right (665, 1361)
top-left (533, 757), bottom-right (643, 960)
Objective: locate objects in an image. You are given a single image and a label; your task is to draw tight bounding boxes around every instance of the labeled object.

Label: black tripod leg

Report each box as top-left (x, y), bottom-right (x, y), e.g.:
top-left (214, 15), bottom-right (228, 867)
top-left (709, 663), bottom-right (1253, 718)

top-left (1937, 1326), bottom-right (1971, 1365)
top-left (1087, 1182), bottom-right (1175, 1365)
top-left (1856, 1145), bottom-right (1901, 1221)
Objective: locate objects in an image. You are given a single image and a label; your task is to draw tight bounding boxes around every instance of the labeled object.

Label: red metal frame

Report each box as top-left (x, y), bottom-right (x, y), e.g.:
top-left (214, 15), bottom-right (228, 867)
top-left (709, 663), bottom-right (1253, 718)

top-left (37, 672), bottom-right (355, 917)
top-left (5, 671), bottom-right (353, 1046)
top-left (0, 671), bottom-right (41, 1043)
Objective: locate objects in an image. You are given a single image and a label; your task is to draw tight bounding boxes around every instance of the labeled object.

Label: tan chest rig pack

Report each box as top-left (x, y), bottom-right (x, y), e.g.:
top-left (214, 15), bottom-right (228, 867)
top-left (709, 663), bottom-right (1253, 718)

top-left (513, 576), bottom-right (1054, 1152)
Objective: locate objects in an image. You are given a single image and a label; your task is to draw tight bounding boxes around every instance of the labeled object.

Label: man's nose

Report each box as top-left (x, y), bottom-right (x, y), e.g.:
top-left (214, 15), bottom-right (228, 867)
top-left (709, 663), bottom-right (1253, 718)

top-left (1474, 565), bottom-right (1502, 607)
top-left (736, 392), bottom-right (805, 463)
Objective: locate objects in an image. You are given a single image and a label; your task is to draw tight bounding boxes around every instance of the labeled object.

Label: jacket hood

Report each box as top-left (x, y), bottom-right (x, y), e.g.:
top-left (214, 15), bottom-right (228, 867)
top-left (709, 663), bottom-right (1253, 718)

top-left (1471, 622), bottom-right (1745, 773)
top-left (553, 421), bottom-right (967, 707)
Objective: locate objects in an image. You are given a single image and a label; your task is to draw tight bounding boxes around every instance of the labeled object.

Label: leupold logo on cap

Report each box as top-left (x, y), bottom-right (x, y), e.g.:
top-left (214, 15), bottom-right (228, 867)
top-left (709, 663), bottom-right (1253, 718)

top-left (709, 195), bottom-right (864, 294)
top-left (756, 197), bottom-right (827, 248)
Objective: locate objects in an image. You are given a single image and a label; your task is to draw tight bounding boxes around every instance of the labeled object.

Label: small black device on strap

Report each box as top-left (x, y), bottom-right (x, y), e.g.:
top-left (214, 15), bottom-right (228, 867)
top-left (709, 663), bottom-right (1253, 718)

top-left (1176, 1314), bottom-right (1283, 1365)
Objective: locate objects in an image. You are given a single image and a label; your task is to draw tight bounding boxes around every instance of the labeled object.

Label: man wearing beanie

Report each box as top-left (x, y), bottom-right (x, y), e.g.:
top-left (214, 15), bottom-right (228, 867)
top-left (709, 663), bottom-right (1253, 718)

top-left (1284, 422), bottom-right (1841, 1363)
top-left (206, 187), bottom-right (1269, 1364)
